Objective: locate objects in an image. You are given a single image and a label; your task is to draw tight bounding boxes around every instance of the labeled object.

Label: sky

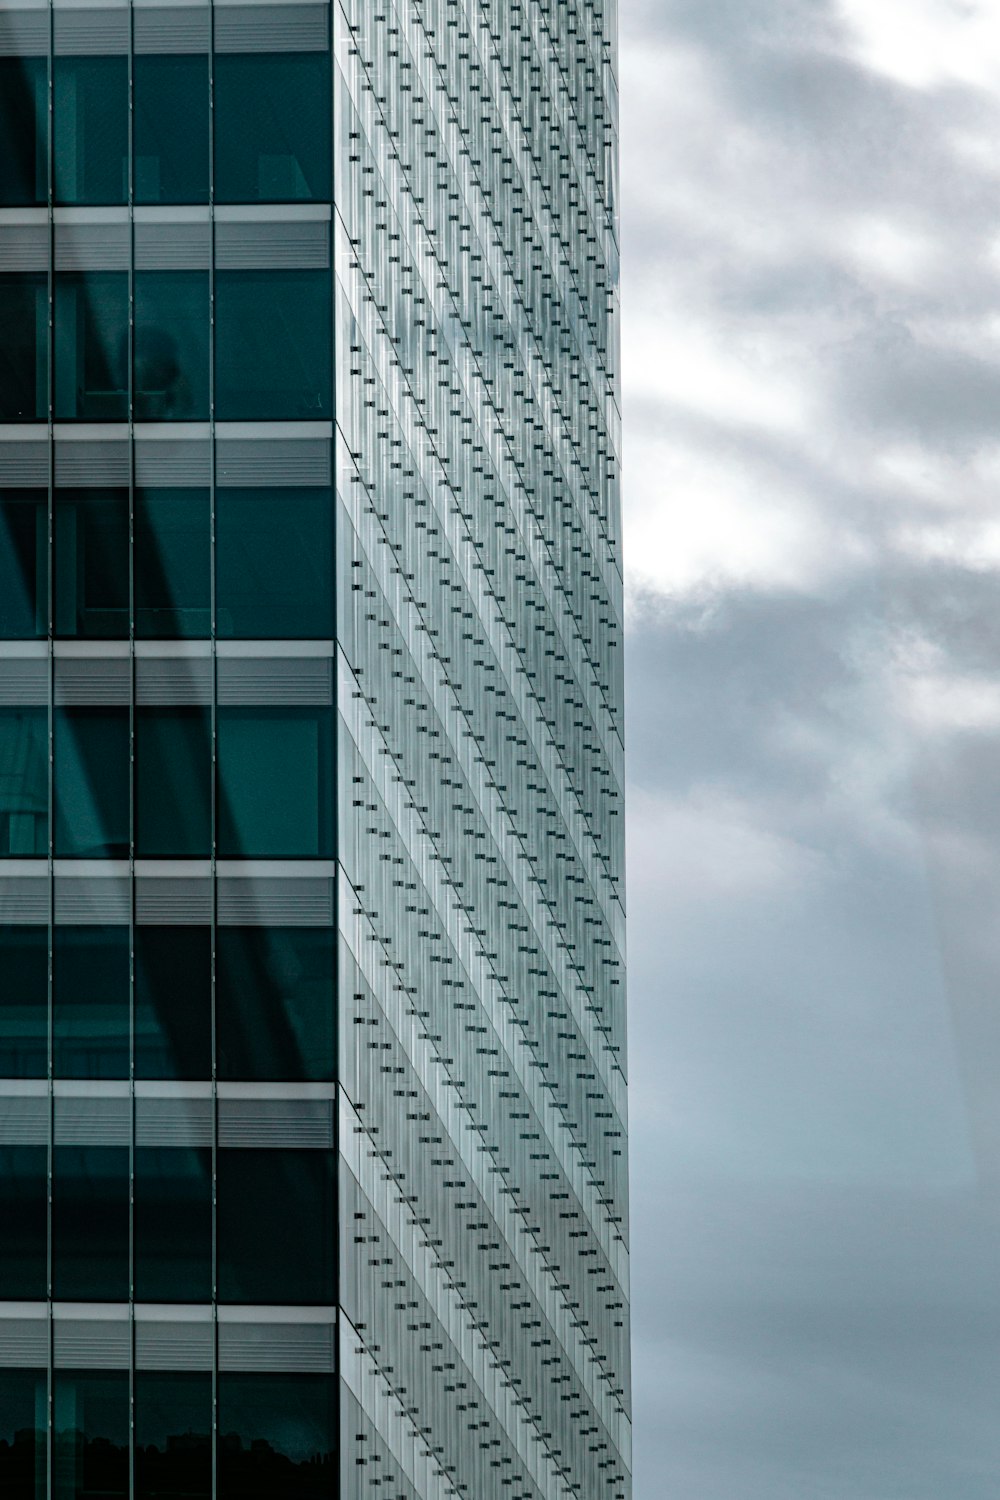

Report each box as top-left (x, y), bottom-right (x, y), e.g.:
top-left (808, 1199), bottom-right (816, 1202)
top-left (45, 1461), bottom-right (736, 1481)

top-left (619, 1), bottom-right (1000, 1495)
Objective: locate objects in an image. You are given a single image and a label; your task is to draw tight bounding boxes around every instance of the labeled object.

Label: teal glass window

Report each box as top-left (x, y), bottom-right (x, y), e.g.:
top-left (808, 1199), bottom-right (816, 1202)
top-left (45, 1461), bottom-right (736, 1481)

top-left (0, 274), bottom-right (47, 422)
top-left (0, 492), bottom-right (47, 638)
top-left (214, 53), bottom-right (331, 202)
top-left (53, 56), bottom-right (128, 204)
top-left (217, 1150), bottom-right (334, 1303)
top-left (135, 708), bottom-right (212, 858)
top-left (54, 708), bottom-right (130, 858)
top-left (134, 55), bottom-right (209, 204)
top-left (52, 1147), bottom-right (130, 1301)
top-left (217, 707), bottom-right (333, 857)
top-left (134, 926), bottom-right (212, 1079)
top-left (0, 57), bottom-right (47, 205)
top-left (135, 1373), bottom-right (212, 1500)
top-left (218, 1375), bottom-right (335, 1499)
top-left (134, 1148), bottom-right (213, 1303)
top-left (0, 928), bottom-right (47, 1077)
top-left (0, 708), bottom-right (47, 856)
top-left (0, 1370), bottom-right (45, 1500)
top-left (53, 926), bottom-right (130, 1079)
top-left (216, 489), bottom-right (333, 638)
top-left (134, 272), bottom-right (210, 421)
top-left (0, 1147), bottom-right (47, 1300)
top-left (53, 1372), bottom-right (129, 1500)
top-left (54, 273), bottom-right (129, 421)
top-left (214, 270), bottom-right (331, 421)
top-left (216, 927), bottom-right (334, 1081)
top-left (134, 488), bottom-right (211, 639)
top-left (54, 489), bottom-right (130, 639)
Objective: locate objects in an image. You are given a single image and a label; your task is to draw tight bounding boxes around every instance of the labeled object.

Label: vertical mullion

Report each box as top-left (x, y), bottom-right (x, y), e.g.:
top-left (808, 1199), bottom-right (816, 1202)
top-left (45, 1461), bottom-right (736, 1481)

top-left (208, 11), bottom-right (219, 1497)
top-left (127, 8), bottom-right (137, 1500)
top-left (45, 3), bottom-right (55, 1496)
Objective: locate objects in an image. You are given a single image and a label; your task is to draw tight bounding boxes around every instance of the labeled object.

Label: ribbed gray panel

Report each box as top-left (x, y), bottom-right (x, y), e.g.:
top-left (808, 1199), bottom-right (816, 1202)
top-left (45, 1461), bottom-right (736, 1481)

top-left (216, 439), bottom-right (331, 487)
top-left (53, 8), bottom-right (129, 54)
top-left (218, 1322), bottom-right (335, 1372)
top-left (135, 876), bottom-right (212, 924)
top-left (214, 220), bottom-right (329, 271)
top-left (133, 6), bottom-right (210, 53)
top-left (217, 877), bottom-right (334, 926)
top-left (55, 439), bottom-right (130, 486)
top-left (213, 4), bottom-right (328, 53)
top-left (0, 1319), bottom-right (48, 1367)
top-left (0, 1095), bottom-right (48, 1146)
top-left (0, 876), bottom-right (49, 924)
top-left (0, 10), bottom-right (49, 56)
top-left (134, 221), bottom-right (211, 271)
top-left (0, 659), bottom-right (48, 705)
top-left (0, 439), bottom-right (48, 485)
top-left (218, 1098), bottom-right (333, 1149)
top-left (135, 1097), bottom-right (213, 1147)
top-left (54, 1096), bottom-right (131, 1145)
top-left (54, 656), bottom-right (130, 705)
top-left (134, 438), bottom-right (212, 486)
top-left (55, 222), bottom-right (130, 271)
top-left (217, 658), bottom-right (332, 706)
top-left (54, 877), bottom-right (130, 924)
top-left (54, 1319), bottom-right (130, 1369)
top-left (0, 224), bottom-right (48, 272)
top-left (135, 1321), bottom-right (214, 1370)
top-left (135, 657), bottom-right (213, 705)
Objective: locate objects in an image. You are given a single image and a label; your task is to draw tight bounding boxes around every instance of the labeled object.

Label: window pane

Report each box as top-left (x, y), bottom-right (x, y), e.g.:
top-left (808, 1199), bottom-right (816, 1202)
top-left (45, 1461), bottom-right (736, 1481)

top-left (0, 1148), bottom-right (47, 1300)
top-left (216, 927), bottom-right (334, 1081)
top-left (0, 274), bottom-right (47, 422)
top-left (0, 1370), bottom-right (46, 1500)
top-left (0, 708), bottom-right (47, 857)
top-left (217, 708), bottom-right (333, 858)
top-left (54, 708), bottom-right (130, 858)
top-left (54, 489), bottom-right (130, 639)
top-left (0, 492), bottom-right (47, 639)
top-left (218, 1374), bottom-right (335, 1500)
top-left (135, 1373), bottom-right (212, 1500)
top-left (134, 926), bottom-right (211, 1080)
top-left (216, 489), bottom-right (332, 639)
top-left (134, 488), bottom-right (211, 639)
top-left (53, 926), bottom-right (130, 1080)
top-left (134, 55), bottom-right (209, 205)
top-left (134, 272), bottom-right (210, 421)
top-left (54, 273), bottom-right (129, 421)
top-left (135, 708), bottom-right (212, 858)
top-left (52, 1147), bottom-right (130, 1301)
top-left (53, 1372), bottom-right (129, 1500)
top-left (0, 928), bottom-right (47, 1077)
top-left (217, 1150), bottom-right (334, 1303)
top-left (0, 57), bottom-right (47, 206)
top-left (134, 1147), bottom-right (212, 1303)
top-left (215, 53), bottom-right (331, 203)
top-left (215, 270), bottom-right (331, 421)
top-left (53, 57), bottom-right (128, 205)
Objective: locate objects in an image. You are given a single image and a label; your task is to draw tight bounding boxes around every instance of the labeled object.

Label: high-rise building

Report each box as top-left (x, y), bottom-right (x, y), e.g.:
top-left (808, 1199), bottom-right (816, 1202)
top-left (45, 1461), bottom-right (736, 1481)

top-left (0, 0), bottom-right (628, 1496)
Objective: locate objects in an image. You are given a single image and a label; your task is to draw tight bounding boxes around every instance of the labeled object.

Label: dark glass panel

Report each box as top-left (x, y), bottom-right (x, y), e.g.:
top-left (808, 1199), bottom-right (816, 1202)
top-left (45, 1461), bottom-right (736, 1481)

top-left (217, 1374), bottom-right (335, 1500)
top-left (217, 1150), bottom-right (334, 1304)
top-left (53, 1371), bottom-right (129, 1500)
top-left (216, 489), bottom-right (333, 639)
top-left (0, 708), bottom-right (47, 857)
top-left (216, 927), bottom-right (334, 1081)
top-left (215, 53), bottom-right (331, 203)
top-left (134, 926), bottom-right (212, 1080)
top-left (0, 274), bottom-right (47, 422)
top-left (0, 1370), bottom-right (46, 1500)
top-left (54, 273), bottom-right (129, 421)
top-left (217, 707), bottom-right (332, 858)
top-left (133, 55), bottom-right (209, 205)
top-left (135, 708), bottom-right (212, 858)
top-left (0, 492), bottom-right (47, 639)
top-left (0, 1148), bottom-right (47, 1300)
top-left (0, 57), bottom-right (47, 206)
top-left (54, 708), bottom-right (130, 858)
top-left (53, 926), bottom-right (129, 1080)
top-left (53, 56), bottom-right (128, 205)
top-left (135, 1373), bottom-right (212, 1500)
top-left (134, 489), bottom-right (211, 639)
top-left (214, 270), bottom-right (331, 421)
top-left (52, 1147), bottom-right (130, 1301)
top-left (0, 927), bottom-right (47, 1077)
top-left (134, 272), bottom-right (210, 421)
top-left (54, 489), bottom-right (129, 639)
top-left (134, 1148), bottom-right (212, 1303)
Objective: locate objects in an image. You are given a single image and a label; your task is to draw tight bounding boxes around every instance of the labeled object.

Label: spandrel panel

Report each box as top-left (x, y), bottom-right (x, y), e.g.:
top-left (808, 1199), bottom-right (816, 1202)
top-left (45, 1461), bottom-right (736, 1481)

top-left (54, 273), bottom-right (129, 422)
top-left (217, 707), bottom-right (333, 858)
top-left (134, 272), bottom-right (210, 422)
top-left (217, 1374), bottom-right (336, 1500)
top-left (133, 54), bottom-right (210, 205)
top-left (0, 1147), bottom-right (48, 1300)
top-left (216, 489), bottom-right (333, 639)
top-left (0, 708), bottom-right (48, 857)
top-left (0, 492), bottom-right (47, 639)
top-left (133, 1147), bottom-right (213, 1303)
top-left (53, 1372), bottom-right (129, 1500)
top-left (135, 708), bottom-right (212, 858)
top-left (214, 270), bottom-right (331, 421)
top-left (54, 489), bottom-right (130, 639)
top-left (53, 925), bottom-right (130, 1079)
top-left (0, 274), bottom-right (48, 422)
top-left (54, 708), bottom-right (130, 858)
top-left (134, 488), bottom-right (211, 639)
top-left (214, 53), bottom-right (332, 203)
top-left (134, 925), bottom-right (212, 1080)
top-left (217, 1149), bottom-right (334, 1303)
top-left (216, 926), bottom-right (335, 1081)
top-left (0, 1370), bottom-right (46, 1500)
top-left (0, 927), bottom-right (48, 1077)
top-left (53, 56), bottom-right (128, 205)
top-left (0, 57), bottom-right (48, 206)
top-left (52, 1147), bottom-right (130, 1301)
top-left (135, 1373), bottom-right (212, 1500)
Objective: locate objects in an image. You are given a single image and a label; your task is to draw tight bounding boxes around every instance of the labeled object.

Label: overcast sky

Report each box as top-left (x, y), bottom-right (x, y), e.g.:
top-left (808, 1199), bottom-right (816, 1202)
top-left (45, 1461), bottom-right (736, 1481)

top-left (620, 2), bottom-right (1000, 1495)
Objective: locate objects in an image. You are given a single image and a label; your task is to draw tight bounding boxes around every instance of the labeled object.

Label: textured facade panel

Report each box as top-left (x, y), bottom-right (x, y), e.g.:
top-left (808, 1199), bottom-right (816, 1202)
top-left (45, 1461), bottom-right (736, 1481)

top-left (52, 8), bottom-right (129, 54)
top-left (0, 439), bottom-right (48, 485)
top-left (213, 4), bottom-right (329, 52)
top-left (217, 1321), bottom-right (336, 1372)
top-left (54, 875), bottom-right (131, 924)
top-left (54, 1095), bottom-right (131, 1144)
top-left (216, 876), bottom-right (335, 926)
top-left (0, 1319), bottom-right (48, 1366)
top-left (134, 438), bottom-right (213, 486)
top-left (54, 221), bottom-right (130, 270)
top-left (0, 1094), bottom-right (48, 1145)
top-left (135, 1320), bottom-right (215, 1370)
top-left (54, 1319), bottom-right (131, 1369)
top-left (217, 1097), bottom-right (334, 1148)
top-left (214, 219), bottom-right (330, 270)
top-left (215, 438), bottom-right (332, 486)
top-left (216, 656), bottom-right (333, 705)
top-left (134, 875), bottom-right (213, 923)
top-left (133, 220), bottom-right (212, 270)
top-left (0, 223), bottom-right (48, 271)
top-left (132, 5), bottom-right (211, 53)
top-left (135, 656), bottom-right (214, 705)
top-left (135, 1096), bottom-right (214, 1146)
top-left (54, 439), bottom-right (131, 486)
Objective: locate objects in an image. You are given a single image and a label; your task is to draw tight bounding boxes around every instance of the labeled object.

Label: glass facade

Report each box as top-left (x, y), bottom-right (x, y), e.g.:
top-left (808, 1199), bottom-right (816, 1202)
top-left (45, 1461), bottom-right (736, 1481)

top-left (0, 0), bottom-right (627, 1496)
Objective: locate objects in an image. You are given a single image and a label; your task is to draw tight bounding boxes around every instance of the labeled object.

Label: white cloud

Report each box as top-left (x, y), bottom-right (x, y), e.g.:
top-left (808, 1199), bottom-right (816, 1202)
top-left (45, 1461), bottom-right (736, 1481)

top-left (837, 0), bottom-right (1000, 90)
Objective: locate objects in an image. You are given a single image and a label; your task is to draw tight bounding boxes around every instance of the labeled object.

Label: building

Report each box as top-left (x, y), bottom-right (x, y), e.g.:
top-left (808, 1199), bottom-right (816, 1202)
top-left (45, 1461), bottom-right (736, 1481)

top-left (0, 0), bottom-right (629, 1496)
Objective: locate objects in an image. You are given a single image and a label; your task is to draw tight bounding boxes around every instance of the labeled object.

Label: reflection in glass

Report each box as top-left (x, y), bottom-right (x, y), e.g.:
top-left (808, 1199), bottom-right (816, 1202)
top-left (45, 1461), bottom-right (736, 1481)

top-left (217, 1374), bottom-right (335, 1500)
top-left (0, 56), bottom-right (47, 206)
top-left (216, 489), bottom-right (333, 638)
top-left (54, 708), bottom-right (130, 858)
top-left (54, 273), bottom-right (129, 421)
top-left (135, 489), bottom-right (211, 638)
top-left (134, 1148), bottom-right (213, 1303)
top-left (134, 273), bottom-right (210, 420)
top-left (0, 927), bottom-right (47, 1077)
top-left (0, 708), bottom-right (47, 856)
top-left (53, 926), bottom-right (130, 1079)
top-left (216, 927), bottom-right (334, 1081)
top-left (54, 489), bottom-right (130, 639)
top-left (215, 53), bottom-right (331, 202)
top-left (53, 1372), bottom-right (129, 1500)
top-left (217, 708), bottom-right (333, 857)
top-left (0, 492), bottom-right (47, 638)
top-left (0, 1369), bottom-right (46, 1500)
top-left (134, 926), bottom-right (212, 1080)
top-left (135, 1373), bottom-right (212, 1500)
top-left (134, 55), bottom-right (209, 204)
top-left (53, 56), bottom-right (128, 204)
top-left (135, 708), bottom-right (212, 857)
top-left (0, 1147), bottom-right (47, 1300)
top-left (0, 274), bottom-right (47, 421)
top-left (217, 1150), bottom-right (334, 1303)
top-left (52, 1147), bottom-right (130, 1302)
top-left (215, 269), bottom-right (331, 421)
